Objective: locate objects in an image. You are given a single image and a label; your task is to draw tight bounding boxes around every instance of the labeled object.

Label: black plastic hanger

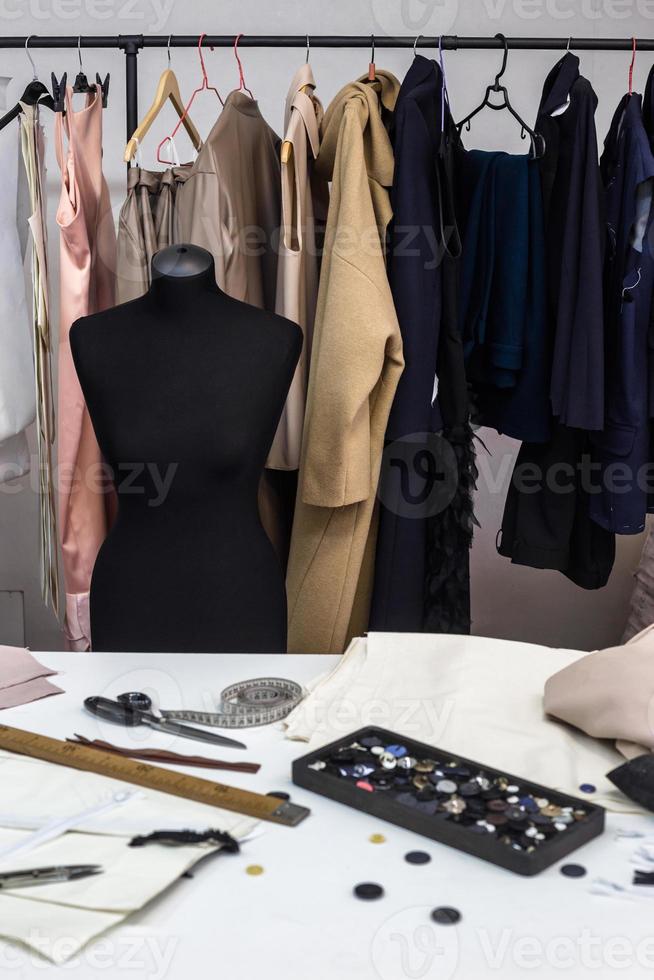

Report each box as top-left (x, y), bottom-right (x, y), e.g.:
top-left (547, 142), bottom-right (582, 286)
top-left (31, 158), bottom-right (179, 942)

top-left (52, 37), bottom-right (110, 113)
top-left (0, 36), bottom-right (55, 131)
top-left (455, 33), bottom-right (545, 158)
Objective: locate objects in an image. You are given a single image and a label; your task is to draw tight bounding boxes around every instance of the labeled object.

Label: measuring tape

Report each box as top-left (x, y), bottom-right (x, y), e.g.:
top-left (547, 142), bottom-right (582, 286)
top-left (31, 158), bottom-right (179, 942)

top-left (162, 678), bottom-right (304, 729)
top-left (0, 725), bottom-right (310, 827)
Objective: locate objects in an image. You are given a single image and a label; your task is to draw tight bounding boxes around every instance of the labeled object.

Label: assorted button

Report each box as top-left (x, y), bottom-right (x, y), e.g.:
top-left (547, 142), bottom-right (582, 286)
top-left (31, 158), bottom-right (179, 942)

top-left (354, 882), bottom-right (384, 900)
top-left (431, 906), bottom-right (461, 924)
top-left (405, 850), bottom-right (431, 865)
top-left (560, 863), bottom-right (587, 878)
top-left (307, 738), bottom-right (591, 856)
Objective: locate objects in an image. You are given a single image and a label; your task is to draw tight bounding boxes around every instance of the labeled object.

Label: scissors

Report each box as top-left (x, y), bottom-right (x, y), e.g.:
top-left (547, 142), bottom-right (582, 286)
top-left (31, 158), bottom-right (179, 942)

top-left (84, 693), bottom-right (247, 750)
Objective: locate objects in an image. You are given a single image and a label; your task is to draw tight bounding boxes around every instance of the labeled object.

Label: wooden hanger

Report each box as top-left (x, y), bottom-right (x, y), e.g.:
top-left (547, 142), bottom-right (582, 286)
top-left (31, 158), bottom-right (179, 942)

top-left (281, 35), bottom-right (312, 166)
top-left (124, 36), bottom-right (202, 164)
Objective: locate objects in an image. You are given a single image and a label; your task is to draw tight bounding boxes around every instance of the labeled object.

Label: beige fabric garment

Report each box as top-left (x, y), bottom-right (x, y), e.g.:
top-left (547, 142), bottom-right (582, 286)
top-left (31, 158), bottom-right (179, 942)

top-left (0, 752), bottom-right (255, 964)
top-left (267, 63), bottom-right (329, 471)
top-left (283, 632), bottom-right (638, 812)
top-left (623, 518), bottom-right (654, 642)
top-left (176, 90), bottom-right (281, 311)
top-left (176, 90), bottom-right (289, 560)
top-left (0, 79), bottom-right (35, 482)
top-left (116, 164), bottom-right (191, 304)
top-left (544, 622), bottom-right (654, 760)
top-left (19, 102), bottom-right (59, 617)
top-left (286, 71), bottom-right (404, 654)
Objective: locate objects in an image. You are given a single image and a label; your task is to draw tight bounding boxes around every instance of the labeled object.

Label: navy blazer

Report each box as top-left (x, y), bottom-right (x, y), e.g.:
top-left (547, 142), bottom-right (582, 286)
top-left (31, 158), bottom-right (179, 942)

top-left (536, 53), bottom-right (606, 432)
top-left (370, 55), bottom-right (468, 632)
top-left (590, 93), bottom-right (654, 535)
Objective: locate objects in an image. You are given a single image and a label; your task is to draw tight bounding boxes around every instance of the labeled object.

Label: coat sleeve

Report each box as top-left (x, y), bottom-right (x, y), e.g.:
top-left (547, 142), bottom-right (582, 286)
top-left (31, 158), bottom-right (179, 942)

top-left (299, 103), bottom-right (403, 509)
top-left (550, 87), bottom-right (605, 431)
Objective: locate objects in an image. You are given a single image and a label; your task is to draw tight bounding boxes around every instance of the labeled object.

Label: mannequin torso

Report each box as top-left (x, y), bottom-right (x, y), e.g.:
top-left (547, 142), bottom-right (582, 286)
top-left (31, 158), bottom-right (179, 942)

top-left (70, 246), bottom-right (302, 653)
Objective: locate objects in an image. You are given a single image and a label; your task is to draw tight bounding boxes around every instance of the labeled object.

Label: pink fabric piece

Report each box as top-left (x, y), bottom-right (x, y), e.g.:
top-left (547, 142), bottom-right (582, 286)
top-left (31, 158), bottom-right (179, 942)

top-left (0, 645), bottom-right (57, 687)
top-left (0, 646), bottom-right (62, 710)
top-left (55, 86), bottom-right (117, 652)
top-left (0, 677), bottom-right (63, 710)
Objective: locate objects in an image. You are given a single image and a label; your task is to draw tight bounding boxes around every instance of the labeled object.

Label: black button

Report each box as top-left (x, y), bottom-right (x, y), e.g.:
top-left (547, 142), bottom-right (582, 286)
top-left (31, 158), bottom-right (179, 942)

top-left (431, 906), bottom-right (461, 924)
top-left (560, 864), bottom-right (587, 878)
top-left (405, 851), bottom-right (431, 865)
top-left (354, 882), bottom-right (384, 900)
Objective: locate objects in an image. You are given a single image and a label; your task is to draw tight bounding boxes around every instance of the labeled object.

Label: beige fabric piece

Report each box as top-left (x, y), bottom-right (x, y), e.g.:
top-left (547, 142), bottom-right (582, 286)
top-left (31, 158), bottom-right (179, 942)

top-left (176, 92), bottom-right (290, 560)
top-left (284, 632), bottom-right (638, 812)
top-left (286, 72), bottom-right (404, 654)
top-left (0, 751), bottom-right (256, 962)
top-left (116, 164), bottom-right (191, 304)
top-left (0, 79), bottom-right (35, 481)
top-left (623, 518), bottom-right (654, 642)
top-left (176, 90), bottom-right (281, 312)
top-left (544, 622), bottom-right (654, 761)
top-left (0, 828), bottom-right (227, 912)
top-left (19, 102), bottom-right (59, 617)
top-left (0, 895), bottom-right (121, 965)
top-left (267, 63), bottom-right (329, 471)
top-left (0, 751), bottom-right (256, 837)
top-left (0, 826), bottom-right (250, 964)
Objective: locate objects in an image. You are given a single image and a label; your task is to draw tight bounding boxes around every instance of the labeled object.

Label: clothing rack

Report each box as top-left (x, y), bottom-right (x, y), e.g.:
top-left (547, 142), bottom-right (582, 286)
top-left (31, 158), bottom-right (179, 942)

top-left (0, 33), bottom-right (652, 148)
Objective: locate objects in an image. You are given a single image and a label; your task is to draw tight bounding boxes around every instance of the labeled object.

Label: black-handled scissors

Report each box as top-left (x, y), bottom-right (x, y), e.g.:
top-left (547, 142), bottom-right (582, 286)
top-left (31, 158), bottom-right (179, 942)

top-left (84, 696), bottom-right (247, 750)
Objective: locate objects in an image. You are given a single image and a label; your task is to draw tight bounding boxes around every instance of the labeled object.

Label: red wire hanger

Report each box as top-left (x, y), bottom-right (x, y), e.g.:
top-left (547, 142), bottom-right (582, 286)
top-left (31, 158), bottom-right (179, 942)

top-left (233, 33), bottom-right (254, 99)
top-left (629, 36), bottom-right (637, 96)
top-left (156, 32), bottom-right (223, 164)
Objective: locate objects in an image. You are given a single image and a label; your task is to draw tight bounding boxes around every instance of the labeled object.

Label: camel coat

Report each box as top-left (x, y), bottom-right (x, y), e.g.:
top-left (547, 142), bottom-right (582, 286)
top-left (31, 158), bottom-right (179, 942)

top-left (286, 71), bottom-right (404, 654)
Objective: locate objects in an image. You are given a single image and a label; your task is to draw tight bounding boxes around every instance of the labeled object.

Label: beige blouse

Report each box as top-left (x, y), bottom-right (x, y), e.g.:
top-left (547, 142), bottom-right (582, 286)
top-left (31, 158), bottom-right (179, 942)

top-left (176, 90), bottom-right (281, 313)
top-left (267, 63), bottom-right (329, 471)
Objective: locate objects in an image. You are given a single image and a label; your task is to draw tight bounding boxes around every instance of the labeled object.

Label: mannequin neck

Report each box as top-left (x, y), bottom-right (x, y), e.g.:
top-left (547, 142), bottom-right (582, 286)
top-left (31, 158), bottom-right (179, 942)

top-left (149, 262), bottom-right (219, 310)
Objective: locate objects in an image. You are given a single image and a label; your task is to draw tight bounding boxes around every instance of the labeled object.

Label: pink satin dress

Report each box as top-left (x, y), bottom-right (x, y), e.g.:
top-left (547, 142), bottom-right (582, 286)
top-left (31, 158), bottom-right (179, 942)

top-left (55, 85), bottom-right (116, 650)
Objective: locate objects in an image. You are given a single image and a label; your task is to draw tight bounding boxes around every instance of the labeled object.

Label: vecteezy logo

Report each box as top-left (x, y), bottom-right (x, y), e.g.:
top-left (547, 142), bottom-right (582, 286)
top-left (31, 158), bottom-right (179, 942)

top-left (371, 0), bottom-right (459, 38)
top-left (377, 432), bottom-right (458, 520)
top-left (371, 907), bottom-right (460, 980)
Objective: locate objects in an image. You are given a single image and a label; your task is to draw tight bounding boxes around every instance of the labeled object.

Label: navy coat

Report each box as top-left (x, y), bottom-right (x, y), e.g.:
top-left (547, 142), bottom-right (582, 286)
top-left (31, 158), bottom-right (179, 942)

top-left (590, 93), bottom-right (654, 535)
top-left (497, 55), bottom-right (614, 589)
top-left (537, 53), bottom-right (606, 431)
top-left (370, 55), bottom-right (470, 632)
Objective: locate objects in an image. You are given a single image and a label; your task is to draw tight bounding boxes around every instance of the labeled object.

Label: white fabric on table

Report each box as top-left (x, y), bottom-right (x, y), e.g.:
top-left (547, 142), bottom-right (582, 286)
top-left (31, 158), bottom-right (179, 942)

top-left (0, 751), bottom-right (257, 836)
top-left (0, 752), bottom-right (257, 962)
top-left (284, 632), bottom-right (636, 812)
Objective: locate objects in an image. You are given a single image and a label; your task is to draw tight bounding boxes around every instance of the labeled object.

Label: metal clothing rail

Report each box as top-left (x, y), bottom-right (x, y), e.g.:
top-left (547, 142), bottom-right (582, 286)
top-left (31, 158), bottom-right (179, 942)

top-left (0, 33), bottom-right (651, 145)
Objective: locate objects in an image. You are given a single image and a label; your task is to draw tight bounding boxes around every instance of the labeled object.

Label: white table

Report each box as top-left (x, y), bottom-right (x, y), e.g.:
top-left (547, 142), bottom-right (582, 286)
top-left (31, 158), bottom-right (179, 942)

top-left (1, 651), bottom-right (654, 980)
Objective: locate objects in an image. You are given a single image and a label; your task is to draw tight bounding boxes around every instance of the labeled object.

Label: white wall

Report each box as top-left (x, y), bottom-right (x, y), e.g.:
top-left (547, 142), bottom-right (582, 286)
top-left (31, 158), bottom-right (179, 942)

top-left (0, 0), bottom-right (649, 651)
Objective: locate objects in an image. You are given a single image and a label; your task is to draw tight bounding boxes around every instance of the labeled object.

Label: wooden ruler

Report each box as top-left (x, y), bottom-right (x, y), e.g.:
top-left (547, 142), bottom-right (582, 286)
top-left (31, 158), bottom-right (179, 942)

top-left (0, 725), bottom-right (309, 827)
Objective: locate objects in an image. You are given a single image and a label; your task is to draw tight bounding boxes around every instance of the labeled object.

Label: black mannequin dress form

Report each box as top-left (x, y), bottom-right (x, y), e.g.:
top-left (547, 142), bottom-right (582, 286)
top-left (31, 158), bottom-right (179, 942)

top-left (70, 245), bottom-right (302, 653)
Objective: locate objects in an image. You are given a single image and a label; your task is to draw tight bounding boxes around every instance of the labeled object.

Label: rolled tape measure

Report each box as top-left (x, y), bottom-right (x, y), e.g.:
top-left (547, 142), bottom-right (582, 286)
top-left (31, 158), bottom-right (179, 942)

top-left (162, 677), bottom-right (303, 729)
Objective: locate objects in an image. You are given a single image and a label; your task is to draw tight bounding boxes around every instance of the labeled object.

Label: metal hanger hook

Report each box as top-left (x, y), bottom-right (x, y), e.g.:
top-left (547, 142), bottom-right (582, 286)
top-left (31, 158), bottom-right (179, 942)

top-left (371, 34), bottom-right (375, 64)
top-left (167, 34), bottom-right (172, 67)
top-left (77, 34), bottom-right (84, 73)
top-left (234, 33), bottom-right (254, 99)
top-left (566, 36), bottom-right (572, 51)
top-left (493, 32), bottom-right (508, 89)
top-left (629, 36), bottom-right (637, 95)
top-left (305, 34), bottom-right (310, 63)
top-left (25, 34), bottom-right (37, 79)
top-left (414, 34), bottom-right (423, 57)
